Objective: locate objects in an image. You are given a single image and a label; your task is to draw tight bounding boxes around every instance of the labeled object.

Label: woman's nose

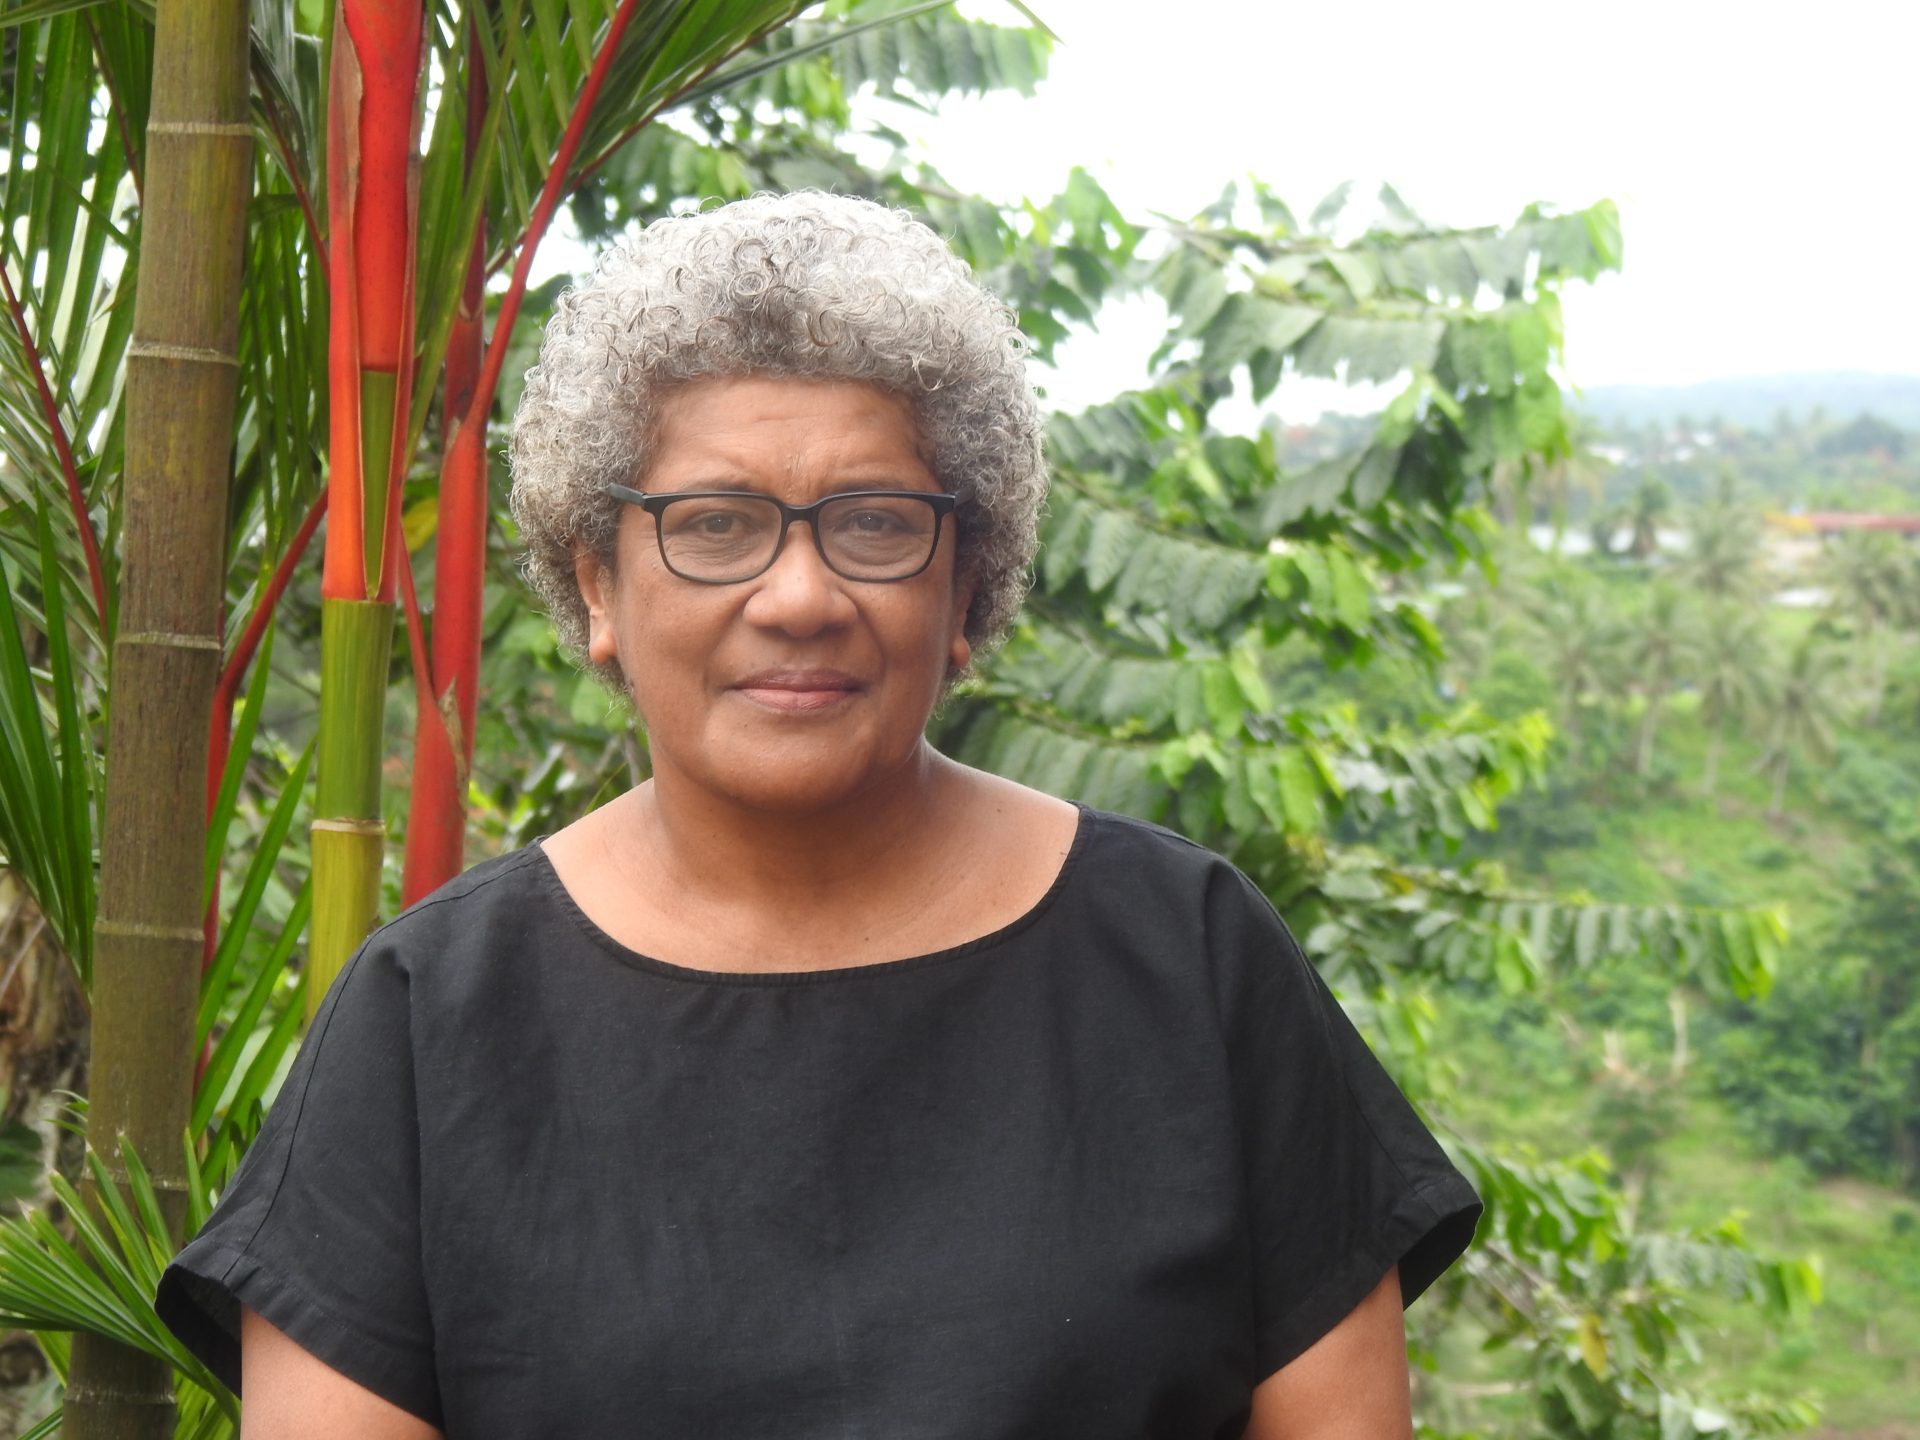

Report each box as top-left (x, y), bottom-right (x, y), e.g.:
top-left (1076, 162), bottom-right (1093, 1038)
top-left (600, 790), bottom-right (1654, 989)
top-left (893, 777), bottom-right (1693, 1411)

top-left (741, 522), bottom-right (857, 635)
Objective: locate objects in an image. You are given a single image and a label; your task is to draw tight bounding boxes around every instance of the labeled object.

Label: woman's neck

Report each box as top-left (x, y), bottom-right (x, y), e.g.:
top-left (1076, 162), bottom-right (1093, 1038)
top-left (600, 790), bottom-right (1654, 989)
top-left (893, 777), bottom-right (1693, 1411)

top-left (542, 743), bottom-right (1078, 973)
top-left (615, 741), bottom-right (969, 921)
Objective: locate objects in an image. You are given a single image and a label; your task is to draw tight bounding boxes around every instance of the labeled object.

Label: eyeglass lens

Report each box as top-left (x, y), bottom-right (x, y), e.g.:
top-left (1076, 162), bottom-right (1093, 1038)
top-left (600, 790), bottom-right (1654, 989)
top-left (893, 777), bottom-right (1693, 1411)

top-left (657, 494), bottom-right (942, 581)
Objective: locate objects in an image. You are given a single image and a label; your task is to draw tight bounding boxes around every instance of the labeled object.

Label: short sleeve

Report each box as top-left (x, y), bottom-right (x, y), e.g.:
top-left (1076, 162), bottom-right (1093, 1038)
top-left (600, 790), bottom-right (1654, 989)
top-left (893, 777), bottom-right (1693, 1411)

top-left (1210, 869), bottom-right (1482, 1380)
top-left (155, 939), bottom-right (442, 1428)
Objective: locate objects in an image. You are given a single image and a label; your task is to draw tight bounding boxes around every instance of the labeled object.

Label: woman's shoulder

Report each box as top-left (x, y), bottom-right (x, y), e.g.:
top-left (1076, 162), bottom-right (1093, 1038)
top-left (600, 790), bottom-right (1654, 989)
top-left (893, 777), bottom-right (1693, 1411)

top-left (1075, 803), bottom-right (1222, 864)
top-left (1069, 803), bottom-right (1268, 910)
top-left (351, 843), bottom-right (574, 991)
top-left (1021, 801), bottom-right (1307, 988)
top-left (387, 843), bottom-right (552, 932)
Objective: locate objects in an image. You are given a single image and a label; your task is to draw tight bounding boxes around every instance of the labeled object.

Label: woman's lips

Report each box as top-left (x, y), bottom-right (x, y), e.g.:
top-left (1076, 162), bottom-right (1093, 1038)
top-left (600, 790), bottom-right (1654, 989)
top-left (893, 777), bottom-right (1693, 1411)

top-left (731, 671), bottom-right (862, 711)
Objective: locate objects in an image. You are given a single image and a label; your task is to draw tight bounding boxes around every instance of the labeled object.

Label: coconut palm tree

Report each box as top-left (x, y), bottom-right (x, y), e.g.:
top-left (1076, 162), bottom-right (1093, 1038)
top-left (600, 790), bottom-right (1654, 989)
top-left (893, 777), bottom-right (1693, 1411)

top-left (1823, 530), bottom-right (1915, 721)
top-left (1755, 636), bottom-right (1848, 819)
top-left (1585, 503), bottom-right (1624, 561)
top-left (1622, 583), bottom-right (1694, 776)
top-left (1623, 473), bottom-right (1673, 562)
top-left (1527, 573), bottom-right (1622, 747)
top-left (1677, 490), bottom-right (1764, 606)
top-left (1694, 604), bottom-right (1769, 799)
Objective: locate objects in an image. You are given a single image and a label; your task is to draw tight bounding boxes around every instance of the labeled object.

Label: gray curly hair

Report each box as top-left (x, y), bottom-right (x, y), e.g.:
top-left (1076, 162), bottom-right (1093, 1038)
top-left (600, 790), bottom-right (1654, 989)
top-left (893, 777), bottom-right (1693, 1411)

top-left (508, 190), bottom-right (1047, 687)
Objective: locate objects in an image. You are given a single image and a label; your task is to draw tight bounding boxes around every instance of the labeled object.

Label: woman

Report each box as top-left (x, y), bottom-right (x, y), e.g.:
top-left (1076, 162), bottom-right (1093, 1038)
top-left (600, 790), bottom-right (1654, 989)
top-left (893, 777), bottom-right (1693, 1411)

top-left (158, 191), bottom-right (1479, 1439)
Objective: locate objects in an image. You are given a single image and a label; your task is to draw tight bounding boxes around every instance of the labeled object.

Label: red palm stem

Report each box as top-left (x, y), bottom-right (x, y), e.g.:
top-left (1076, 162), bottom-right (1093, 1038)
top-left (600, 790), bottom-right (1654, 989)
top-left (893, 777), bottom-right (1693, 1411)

top-left (402, 12), bottom-right (492, 903)
top-left (401, 0), bottom-right (644, 900)
top-left (0, 260), bottom-right (109, 626)
top-left (400, 0), bottom-right (644, 902)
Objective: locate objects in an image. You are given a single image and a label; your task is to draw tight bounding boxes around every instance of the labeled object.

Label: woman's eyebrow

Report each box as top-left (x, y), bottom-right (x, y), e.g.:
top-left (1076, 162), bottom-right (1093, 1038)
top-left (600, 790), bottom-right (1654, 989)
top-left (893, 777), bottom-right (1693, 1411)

top-left (662, 475), bottom-right (932, 495)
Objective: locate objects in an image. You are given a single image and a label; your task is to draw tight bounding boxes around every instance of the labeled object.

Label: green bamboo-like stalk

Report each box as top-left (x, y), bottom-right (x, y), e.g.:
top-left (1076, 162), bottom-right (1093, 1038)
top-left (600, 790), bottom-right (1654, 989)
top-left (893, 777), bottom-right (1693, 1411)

top-left (357, 370), bottom-right (397, 596)
top-left (70, 0), bottom-right (251, 1436)
top-left (308, 369), bottom-right (400, 1012)
top-left (308, 596), bottom-right (394, 1013)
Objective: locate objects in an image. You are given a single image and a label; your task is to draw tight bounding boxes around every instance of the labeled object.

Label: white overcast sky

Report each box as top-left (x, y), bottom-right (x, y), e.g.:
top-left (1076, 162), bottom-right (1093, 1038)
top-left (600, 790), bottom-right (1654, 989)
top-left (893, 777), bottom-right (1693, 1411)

top-left (867, 0), bottom-right (1920, 412)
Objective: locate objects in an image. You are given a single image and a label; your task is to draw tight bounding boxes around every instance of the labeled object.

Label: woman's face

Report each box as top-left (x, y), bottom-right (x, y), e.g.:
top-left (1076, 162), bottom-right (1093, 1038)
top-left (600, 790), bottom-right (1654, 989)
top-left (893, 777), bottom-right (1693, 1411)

top-left (577, 374), bottom-right (972, 816)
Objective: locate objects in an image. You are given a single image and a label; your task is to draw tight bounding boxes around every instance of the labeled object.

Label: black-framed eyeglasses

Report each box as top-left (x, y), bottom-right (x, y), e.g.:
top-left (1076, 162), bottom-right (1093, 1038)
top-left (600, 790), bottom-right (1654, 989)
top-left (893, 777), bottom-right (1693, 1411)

top-left (606, 484), bottom-right (957, 585)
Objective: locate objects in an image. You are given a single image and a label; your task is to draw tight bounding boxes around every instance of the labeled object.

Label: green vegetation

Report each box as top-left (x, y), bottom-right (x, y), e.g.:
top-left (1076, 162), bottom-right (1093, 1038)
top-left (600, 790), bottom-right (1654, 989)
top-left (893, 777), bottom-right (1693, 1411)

top-left (1378, 434), bottom-right (1920, 1433)
top-left (1440, 1030), bottom-right (1920, 1436)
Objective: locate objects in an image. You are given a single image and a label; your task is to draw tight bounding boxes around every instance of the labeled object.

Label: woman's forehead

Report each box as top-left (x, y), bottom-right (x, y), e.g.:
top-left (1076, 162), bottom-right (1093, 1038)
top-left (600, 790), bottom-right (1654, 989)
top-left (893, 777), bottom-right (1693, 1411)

top-left (648, 376), bottom-right (936, 491)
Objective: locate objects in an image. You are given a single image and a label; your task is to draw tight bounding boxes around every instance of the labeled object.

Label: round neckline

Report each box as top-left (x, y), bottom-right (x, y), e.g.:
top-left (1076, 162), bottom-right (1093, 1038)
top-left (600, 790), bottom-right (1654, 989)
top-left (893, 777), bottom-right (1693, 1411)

top-left (530, 802), bottom-right (1094, 986)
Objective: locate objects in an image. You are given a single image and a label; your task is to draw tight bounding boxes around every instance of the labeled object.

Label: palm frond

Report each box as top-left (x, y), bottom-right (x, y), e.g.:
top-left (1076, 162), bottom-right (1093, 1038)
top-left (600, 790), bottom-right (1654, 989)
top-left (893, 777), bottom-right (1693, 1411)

top-left (0, 1138), bottom-right (237, 1422)
top-left (0, 7), bottom-right (140, 646)
top-left (0, 506), bottom-right (98, 983)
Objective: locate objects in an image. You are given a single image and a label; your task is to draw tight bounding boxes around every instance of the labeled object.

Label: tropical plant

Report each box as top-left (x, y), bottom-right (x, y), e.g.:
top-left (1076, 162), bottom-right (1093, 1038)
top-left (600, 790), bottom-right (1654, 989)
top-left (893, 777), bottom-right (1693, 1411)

top-left (1677, 480), bottom-right (1764, 605)
top-left (1694, 603), bottom-right (1770, 799)
top-left (1585, 503), bottom-right (1622, 561)
top-left (306, 0), bottom-right (430, 1013)
top-left (1755, 637), bottom-right (1848, 819)
top-left (932, 183), bottom-right (1812, 1438)
top-left (1623, 472), bottom-right (1673, 561)
top-left (1622, 583), bottom-right (1694, 776)
top-left (1525, 571), bottom-right (1621, 746)
top-left (57, 2), bottom-right (254, 1434)
top-left (1711, 800), bottom-right (1920, 1189)
top-left (1822, 529), bottom-right (1915, 720)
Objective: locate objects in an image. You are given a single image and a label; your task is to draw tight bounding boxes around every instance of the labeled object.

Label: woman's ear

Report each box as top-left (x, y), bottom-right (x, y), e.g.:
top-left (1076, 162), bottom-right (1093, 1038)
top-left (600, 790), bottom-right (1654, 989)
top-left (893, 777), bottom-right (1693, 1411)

top-left (574, 550), bottom-right (619, 666)
top-left (948, 576), bottom-right (975, 673)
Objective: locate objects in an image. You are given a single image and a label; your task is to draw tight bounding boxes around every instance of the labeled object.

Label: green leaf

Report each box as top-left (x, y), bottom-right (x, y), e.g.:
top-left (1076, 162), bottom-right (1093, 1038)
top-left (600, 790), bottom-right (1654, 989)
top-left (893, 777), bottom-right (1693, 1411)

top-left (1574, 906), bottom-right (1601, 969)
top-left (0, 508), bottom-right (97, 985)
top-left (197, 741), bottom-right (313, 1050)
top-left (1325, 547), bottom-right (1371, 632)
top-left (1274, 747), bottom-right (1320, 833)
top-left (1201, 662), bottom-right (1240, 734)
top-left (1309, 180), bottom-right (1351, 232)
top-left (1199, 294), bottom-right (1319, 372)
top-left (1228, 642), bottom-right (1272, 714)
top-left (204, 624), bottom-right (275, 908)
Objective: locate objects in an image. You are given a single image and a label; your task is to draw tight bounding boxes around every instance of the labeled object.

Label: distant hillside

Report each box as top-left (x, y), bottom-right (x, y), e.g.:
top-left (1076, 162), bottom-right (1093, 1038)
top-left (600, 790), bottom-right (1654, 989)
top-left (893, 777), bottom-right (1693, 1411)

top-left (1573, 372), bottom-right (1920, 430)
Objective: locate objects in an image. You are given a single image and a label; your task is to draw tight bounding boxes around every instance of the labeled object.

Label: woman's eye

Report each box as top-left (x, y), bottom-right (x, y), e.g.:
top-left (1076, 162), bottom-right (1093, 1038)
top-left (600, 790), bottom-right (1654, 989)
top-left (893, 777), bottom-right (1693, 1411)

top-left (668, 502), bottom-right (767, 538)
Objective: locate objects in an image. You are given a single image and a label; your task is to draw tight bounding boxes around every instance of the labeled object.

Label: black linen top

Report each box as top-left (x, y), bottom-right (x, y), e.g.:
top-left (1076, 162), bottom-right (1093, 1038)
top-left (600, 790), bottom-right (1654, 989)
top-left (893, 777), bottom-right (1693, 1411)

top-left (157, 806), bottom-right (1480, 1439)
